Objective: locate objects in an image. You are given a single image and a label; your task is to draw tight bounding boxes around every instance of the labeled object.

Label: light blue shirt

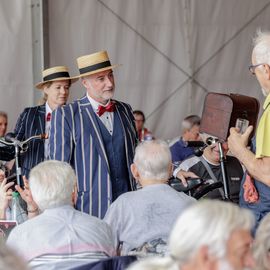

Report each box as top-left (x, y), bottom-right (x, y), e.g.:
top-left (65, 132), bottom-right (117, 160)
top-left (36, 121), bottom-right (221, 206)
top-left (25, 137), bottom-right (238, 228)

top-left (104, 184), bottom-right (195, 256)
top-left (7, 205), bottom-right (116, 270)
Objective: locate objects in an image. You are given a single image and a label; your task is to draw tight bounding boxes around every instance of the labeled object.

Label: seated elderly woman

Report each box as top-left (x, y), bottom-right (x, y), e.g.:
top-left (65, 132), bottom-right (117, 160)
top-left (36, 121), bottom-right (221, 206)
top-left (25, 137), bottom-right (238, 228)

top-left (253, 213), bottom-right (270, 270)
top-left (7, 160), bottom-right (116, 270)
top-left (127, 200), bottom-right (255, 270)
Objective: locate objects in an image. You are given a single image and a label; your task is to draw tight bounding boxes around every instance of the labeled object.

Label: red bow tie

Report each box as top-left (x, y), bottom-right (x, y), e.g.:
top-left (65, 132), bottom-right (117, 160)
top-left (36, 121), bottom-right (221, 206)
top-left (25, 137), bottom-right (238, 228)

top-left (46, 112), bottom-right (51, 122)
top-left (97, 102), bottom-right (115, 116)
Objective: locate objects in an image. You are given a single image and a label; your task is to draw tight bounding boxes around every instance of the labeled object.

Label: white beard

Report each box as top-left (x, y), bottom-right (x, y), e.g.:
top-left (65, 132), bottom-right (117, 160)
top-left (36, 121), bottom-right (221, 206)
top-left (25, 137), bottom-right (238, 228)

top-left (218, 258), bottom-right (251, 270)
top-left (261, 87), bottom-right (269, 97)
top-left (218, 259), bottom-right (233, 270)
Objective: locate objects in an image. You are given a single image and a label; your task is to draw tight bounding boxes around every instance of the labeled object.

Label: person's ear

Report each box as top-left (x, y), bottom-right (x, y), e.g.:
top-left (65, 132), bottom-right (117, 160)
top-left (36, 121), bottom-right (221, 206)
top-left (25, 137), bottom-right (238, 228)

top-left (193, 246), bottom-right (218, 270)
top-left (43, 85), bottom-right (49, 95)
top-left (131, 163), bottom-right (139, 180)
top-left (182, 129), bottom-right (188, 140)
top-left (264, 64), bottom-right (270, 79)
top-left (81, 78), bottom-right (89, 89)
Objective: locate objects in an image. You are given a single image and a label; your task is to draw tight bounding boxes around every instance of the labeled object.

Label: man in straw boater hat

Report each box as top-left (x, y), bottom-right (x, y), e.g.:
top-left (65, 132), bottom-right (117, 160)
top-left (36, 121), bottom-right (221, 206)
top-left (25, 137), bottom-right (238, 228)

top-left (13, 66), bottom-right (77, 178)
top-left (49, 50), bottom-right (138, 218)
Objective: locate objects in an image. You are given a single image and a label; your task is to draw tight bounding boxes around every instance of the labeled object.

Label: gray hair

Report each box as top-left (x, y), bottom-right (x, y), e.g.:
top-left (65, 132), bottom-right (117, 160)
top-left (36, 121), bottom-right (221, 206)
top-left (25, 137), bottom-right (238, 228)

top-left (133, 140), bottom-right (172, 181)
top-left (253, 213), bottom-right (270, 270)
top-left (29, 160), bottom-right (76, 212)
top-left (253, 29), bottom-right (270, 65)
top-left (181, 115), bottom-right (200, 130)
top-left (169, 200), bottom-right (254, 266)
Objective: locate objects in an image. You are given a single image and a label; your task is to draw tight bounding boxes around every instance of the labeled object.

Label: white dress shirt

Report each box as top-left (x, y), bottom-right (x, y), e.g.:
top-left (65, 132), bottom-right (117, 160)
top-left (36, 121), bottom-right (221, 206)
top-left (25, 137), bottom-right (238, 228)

top-left (87, 93), bottom-right (114, 135)
top-left (7, 205), bottom-right (116, 269)
top-left (44, 103), bottom-right (52, 159)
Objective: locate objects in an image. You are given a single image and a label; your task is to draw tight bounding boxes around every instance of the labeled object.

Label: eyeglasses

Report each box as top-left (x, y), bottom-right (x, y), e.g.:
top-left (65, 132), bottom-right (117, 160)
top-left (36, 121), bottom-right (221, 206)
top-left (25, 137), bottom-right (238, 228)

top-left (248, 63), bottom-right (267, 75)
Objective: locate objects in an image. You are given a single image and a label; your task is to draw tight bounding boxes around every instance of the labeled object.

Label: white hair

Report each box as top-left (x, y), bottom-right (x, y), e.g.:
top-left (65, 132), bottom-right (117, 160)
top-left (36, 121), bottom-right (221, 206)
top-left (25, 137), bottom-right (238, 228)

top-left (181, 115), bottom-right (200, 131)
top-left (133, 140), bottom-right (172, 180)
top-left (29, 160), bottom-right (76, 212)
top-left (253, 29), bottom-right (270, 65)
top-left (253, 213), bottom-right (270, 270)
top-left (169, 200), bottom-right (254, 266)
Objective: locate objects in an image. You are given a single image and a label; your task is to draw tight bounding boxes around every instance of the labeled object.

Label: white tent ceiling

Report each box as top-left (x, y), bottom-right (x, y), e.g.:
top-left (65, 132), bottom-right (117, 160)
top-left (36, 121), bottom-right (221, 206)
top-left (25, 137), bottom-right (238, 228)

top-left (1, 0), bottom-right (270, 140)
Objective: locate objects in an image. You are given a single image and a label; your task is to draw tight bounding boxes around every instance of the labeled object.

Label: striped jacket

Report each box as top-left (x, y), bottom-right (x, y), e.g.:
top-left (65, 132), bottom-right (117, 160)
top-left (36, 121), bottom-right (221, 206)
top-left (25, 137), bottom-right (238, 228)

top-left (14, 105), bottom-right (46, 177)
top-left (50, 96), bottom-right (138, 218)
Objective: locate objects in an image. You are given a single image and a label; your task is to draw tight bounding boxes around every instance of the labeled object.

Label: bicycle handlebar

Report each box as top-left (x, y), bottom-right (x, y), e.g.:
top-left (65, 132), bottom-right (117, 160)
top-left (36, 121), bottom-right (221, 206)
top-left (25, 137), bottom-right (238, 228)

top-left (0, 133), bottom-right (48, 188)
top-left (0, 133), bottom-right (47, 152)
top-left (19, 134), bottom-right (48, 151)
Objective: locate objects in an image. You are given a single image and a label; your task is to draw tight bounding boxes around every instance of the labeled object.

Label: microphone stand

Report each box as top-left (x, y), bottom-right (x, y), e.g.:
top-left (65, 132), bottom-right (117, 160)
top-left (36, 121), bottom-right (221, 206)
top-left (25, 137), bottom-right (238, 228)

top-left (193, 137), bottom-right (231, 201)
top-left (217, 141), bottom-right (230, 201)
top-left (14, 142), bottom-right (22, 188)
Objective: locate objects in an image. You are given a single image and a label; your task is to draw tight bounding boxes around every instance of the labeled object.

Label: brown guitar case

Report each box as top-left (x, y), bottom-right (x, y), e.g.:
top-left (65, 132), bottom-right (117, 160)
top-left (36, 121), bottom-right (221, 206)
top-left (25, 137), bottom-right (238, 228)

top-left (200, 92), bottom-right (260, 141)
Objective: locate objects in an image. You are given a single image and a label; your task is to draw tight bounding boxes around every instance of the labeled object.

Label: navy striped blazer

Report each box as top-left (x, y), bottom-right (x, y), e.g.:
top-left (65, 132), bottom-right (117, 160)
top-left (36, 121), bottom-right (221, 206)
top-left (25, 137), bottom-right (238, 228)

top-left (14, 105), bottom-right (46, 177)
top-left (50, 96), bottom-right (138, 218)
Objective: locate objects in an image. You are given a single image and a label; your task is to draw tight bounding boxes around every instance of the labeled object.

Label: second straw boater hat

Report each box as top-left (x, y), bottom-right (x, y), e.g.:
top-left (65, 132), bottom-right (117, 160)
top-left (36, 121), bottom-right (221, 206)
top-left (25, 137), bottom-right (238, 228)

top-left (35, 66), bottom-right (78, 89)
top-left (75, 50), bottom-right (120, 78)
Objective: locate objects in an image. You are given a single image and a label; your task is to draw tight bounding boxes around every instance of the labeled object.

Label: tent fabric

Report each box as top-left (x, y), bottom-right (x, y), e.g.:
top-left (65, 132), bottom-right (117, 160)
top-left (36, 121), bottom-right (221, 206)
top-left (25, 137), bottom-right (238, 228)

top-left (47, 0), bottom-right (270, 139)
top-left (0, 0), bottom-right (33, 132)
top-left (1, 0), bottom-right (270, 139)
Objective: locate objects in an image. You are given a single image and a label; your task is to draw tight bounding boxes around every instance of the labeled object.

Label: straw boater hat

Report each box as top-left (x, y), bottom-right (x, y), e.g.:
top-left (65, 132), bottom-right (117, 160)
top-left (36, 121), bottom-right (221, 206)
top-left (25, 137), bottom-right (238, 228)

top-left (35, 66), bottom-right (78, 89)
top-left (75, 50), bottom-right (120, 78)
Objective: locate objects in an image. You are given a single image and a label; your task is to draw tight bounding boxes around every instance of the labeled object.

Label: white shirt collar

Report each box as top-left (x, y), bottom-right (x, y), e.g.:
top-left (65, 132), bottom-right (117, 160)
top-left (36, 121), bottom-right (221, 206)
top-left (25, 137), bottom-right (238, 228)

top-left (202, 154), bottom-right (220, 166)
top-left (86, 93), bottom-right (111, 113)
top-left (45, 102), bottom-right (53, 116)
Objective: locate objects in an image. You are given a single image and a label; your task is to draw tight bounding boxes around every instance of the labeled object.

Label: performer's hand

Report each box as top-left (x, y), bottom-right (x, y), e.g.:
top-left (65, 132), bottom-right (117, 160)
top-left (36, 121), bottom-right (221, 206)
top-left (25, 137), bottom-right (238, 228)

top-left (15, 176), bottom-right (38, 212)
top-left (228, 126), bottom-right (253, 156)
top-left (176, 170), bottom-right (199, 187)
